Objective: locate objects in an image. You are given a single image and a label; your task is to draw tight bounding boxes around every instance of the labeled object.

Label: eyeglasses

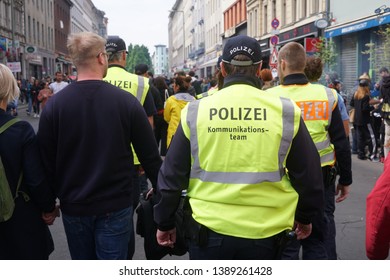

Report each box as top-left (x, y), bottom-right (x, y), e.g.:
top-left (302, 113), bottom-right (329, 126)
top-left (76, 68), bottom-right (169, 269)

top-left (96, 52), bottom-right (109, 58)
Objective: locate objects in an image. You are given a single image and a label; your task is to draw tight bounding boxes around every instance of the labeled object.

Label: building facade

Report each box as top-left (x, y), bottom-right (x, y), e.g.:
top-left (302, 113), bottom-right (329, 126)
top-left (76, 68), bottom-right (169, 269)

top-left (24, 0), bottom-right (56, 80)
top-left (0, 0), bottom-right (26, 78)
top-left (53, 0), bottom-right (72, 75)
top-left (152, 44), bottom-right (169, 76)
top-left (325, 0), bottom-right (390, 93)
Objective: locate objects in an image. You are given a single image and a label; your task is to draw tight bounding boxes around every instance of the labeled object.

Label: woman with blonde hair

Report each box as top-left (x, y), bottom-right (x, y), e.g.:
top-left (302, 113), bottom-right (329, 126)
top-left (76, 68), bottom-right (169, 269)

top-left (350, 77), bottom-right (380, 160)
top-left (164, 75), bottom-right (195, 147)
top-left (0, 64), bottom-right (58, 259)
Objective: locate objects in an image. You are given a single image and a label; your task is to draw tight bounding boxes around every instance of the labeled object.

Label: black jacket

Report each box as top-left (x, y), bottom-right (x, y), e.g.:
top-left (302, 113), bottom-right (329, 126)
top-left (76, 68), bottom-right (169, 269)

top-left (350, 95), bottom-right (372, 126)
top-left (0, 111), bottom-right (56, 259)
top-left (38, 80), bottom-right (162, 216)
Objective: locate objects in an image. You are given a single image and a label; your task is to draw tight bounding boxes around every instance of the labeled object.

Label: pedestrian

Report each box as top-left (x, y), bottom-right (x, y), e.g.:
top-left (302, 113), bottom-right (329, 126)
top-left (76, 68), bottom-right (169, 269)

top-left (260, 68), bottom-right (274, 90)
top-left (30, 78), bottom-right (41, 118)
top-left (103, 36), bottom-right (158, 259)
top-left (37, 81), bottom-right (53, 110)
top-left (154, 35), bottom-right (324, 260)
top-left (49, 71), bottom-right (68, 94)
top-left (350, 74), bottom-right (381, 161)
top-left (366, 153), bottom-right (390, 259)
top-left (38, 32), bottom-right (162, 260)
top-left (379, 67), bottom-right (390, 158)
top-left (0, 63), bottom-right (58, 260)
top-left (268, 42), bottom-right (352, 260)
top-left (153, 76), bottom-right (170, 157)
top-left (164, 75), bottom-right (195, 148)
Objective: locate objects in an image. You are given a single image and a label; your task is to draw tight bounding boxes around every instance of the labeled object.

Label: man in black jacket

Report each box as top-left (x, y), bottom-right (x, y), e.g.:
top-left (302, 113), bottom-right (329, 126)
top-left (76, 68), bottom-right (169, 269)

top-left (38, 32), bottom-right (162, 260)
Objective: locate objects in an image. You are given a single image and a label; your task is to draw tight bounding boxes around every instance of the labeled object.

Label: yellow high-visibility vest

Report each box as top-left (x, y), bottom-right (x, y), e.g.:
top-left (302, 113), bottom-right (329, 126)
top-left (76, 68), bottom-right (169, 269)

top-left (104, 66), bottom-right (150, 165)
top-left (181, 84), bottom-right (302, 239)
top-left (268, 83), bottom-right (337, 167)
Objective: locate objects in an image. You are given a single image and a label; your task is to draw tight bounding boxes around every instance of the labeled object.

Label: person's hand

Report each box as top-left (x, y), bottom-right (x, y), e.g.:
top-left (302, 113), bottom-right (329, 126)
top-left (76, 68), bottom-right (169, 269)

top-left (294, 222), bottom-right (312, 240)
top-left (156, 228), bottom-right (176, 248)
top-left (335, 184), bottom-right (350, 203)
top-left (42, 205), bottom-right (60, 225)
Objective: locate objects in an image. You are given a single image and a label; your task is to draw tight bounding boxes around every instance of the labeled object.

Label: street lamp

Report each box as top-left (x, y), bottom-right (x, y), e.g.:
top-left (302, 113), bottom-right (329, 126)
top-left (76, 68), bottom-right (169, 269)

top-left (169, 9), bottom-right (185, 70)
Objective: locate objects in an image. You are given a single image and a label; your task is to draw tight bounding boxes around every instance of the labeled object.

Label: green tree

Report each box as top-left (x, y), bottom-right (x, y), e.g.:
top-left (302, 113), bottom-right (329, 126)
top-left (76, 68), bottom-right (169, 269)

top-left (125, 44), bottom-right (153, 74)
top-left (315, 37), bottom-right (337, 73)
top-left (362, 26), bottom-right (390, 77)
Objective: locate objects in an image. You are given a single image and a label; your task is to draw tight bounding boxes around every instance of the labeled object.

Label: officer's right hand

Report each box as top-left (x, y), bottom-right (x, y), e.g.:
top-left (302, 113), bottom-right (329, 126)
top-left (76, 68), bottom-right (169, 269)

top-left (156, 228), bottom-right (176, 248)
top-left (294, 222), bottom-right (312, 240)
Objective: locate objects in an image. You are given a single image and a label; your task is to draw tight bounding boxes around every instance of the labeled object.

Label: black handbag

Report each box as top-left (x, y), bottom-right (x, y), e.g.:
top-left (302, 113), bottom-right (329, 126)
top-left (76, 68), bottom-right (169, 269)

top-left (135, 193), bottom-right (188, 259)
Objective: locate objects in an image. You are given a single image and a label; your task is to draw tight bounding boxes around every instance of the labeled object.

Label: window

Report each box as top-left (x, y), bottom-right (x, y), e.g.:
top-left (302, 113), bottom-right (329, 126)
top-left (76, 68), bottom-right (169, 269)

top-left (302, 0), bottom-right (307, 18)
top-left (37, 21), bottom-right (40, 45)
top-left (264, 5), bottom-right (268, 34)
top-left (28, 16), bottom-right (31, 41)
top-left (33, 18), bottom-right (36, 44)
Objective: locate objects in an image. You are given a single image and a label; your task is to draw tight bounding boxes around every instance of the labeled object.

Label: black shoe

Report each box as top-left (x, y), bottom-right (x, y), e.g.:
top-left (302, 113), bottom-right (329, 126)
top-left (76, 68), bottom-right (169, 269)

top-left (358, 155), bottom-right (367, 160)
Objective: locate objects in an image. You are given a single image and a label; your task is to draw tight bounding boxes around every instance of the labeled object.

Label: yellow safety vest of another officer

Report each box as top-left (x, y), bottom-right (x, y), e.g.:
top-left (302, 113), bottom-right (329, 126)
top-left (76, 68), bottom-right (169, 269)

top-left (181, 84), bottom-right (302, 239)
top-left (268, 83), bottom-right (337, 167)
top-left (104, 66), bottom-right (149, 165)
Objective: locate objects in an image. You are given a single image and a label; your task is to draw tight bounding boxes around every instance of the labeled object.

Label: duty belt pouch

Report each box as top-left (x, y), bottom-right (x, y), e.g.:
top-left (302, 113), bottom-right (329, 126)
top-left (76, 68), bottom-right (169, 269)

top-left (185, 205), bottom-right (208, 247)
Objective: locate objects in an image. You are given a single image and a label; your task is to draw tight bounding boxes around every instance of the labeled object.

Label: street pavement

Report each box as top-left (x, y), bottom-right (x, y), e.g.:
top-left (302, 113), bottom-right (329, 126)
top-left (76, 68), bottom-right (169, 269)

top-left (17, 103), bottom-right (386, 260)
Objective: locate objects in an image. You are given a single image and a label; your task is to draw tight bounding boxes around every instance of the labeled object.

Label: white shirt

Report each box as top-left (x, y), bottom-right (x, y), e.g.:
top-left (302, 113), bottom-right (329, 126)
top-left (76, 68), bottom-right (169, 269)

top-left (49, 81), bottom-right (68, 94)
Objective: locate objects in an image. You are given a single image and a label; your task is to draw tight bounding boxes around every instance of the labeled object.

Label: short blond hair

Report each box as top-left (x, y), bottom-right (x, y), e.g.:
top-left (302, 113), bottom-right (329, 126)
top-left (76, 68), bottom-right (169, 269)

top-left (0, 64), bottom-right (19, 103)
top-left (279, 42), bottom-right (307, 72)
top-left (67, 32), bottom-right (106, 67)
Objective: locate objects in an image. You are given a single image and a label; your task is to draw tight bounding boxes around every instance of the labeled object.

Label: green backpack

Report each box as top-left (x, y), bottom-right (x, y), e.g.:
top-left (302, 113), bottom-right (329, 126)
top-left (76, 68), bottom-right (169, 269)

top-left (0, 118), bottom-right (22, 222)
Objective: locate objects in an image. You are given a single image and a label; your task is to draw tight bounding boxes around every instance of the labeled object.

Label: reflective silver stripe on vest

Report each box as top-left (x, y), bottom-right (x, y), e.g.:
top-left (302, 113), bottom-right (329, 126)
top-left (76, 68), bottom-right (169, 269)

top-left (136, 76), bottom-right (145, 103)
top-left (315, 139), bottom-right (331, 151)
top-left (320, 152), bottom-right (335, 165)
top-left (324, 87), bottom-right (335, 128)
top-left (186, 97), bottom-right (296, 184)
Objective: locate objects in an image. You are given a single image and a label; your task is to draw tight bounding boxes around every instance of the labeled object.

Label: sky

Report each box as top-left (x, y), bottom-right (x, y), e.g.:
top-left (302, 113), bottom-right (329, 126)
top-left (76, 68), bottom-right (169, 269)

top-left (92, 0), bottom-right (177, 54)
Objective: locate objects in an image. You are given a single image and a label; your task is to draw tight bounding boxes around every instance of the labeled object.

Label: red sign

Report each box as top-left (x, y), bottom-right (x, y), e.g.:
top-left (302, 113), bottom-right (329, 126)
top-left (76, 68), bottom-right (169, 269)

top-left (304, 37), bottom-right (321, 53)
top-left (269, 48), bottom-right (278, 68)
top-left (271, 18), bottom-right (280, 29)
top-left (270, 35), bottom-right (279, 46)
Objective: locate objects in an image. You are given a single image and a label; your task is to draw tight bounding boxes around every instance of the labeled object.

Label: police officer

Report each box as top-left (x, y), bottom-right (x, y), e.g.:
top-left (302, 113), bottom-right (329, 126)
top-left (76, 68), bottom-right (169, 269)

top-left (104, 36), bottom-right (158, 259)
top-left (154, 35), bottom-right (324, 260)
top-left (268, 42), bottom-right (352, 259)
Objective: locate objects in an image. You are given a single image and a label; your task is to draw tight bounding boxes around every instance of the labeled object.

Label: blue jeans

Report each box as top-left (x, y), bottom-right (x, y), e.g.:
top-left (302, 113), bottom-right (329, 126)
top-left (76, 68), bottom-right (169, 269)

top-left (62, 206), bottom-right (133, 260)
top-left (189, 228), bottom-right (279, 260)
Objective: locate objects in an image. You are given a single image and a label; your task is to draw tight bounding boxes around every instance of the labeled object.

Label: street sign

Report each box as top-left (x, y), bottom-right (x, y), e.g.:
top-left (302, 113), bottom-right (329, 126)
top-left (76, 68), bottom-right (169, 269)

top-left (270, 35), bottom-right (279, 46)
top-left (271, 67), bottom-right (278, 78)
top-left (304, 37), bottom-right (321, 53)
top-left (271, 18), bottom-right (280, 29)
top-left (269, 48), bottom-right (278, 66)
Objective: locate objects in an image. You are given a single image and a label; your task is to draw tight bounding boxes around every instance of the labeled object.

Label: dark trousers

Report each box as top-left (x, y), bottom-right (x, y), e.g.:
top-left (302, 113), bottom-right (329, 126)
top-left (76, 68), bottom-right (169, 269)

top-left (282, 166), bottom-right (336, 260)
top-left (154, 114), bottom-right (168, 156)
top-left (189, 228), bottom-right (279, 260)
top-left (356, 124), bottom-right (375, 158)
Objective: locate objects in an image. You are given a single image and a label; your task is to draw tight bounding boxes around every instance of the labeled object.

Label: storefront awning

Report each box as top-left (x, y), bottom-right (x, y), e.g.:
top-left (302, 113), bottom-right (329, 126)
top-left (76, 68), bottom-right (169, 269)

top-left (199, 57), bottom-right (218, 68)
top-left (325, 14), bottom-right (390, 38)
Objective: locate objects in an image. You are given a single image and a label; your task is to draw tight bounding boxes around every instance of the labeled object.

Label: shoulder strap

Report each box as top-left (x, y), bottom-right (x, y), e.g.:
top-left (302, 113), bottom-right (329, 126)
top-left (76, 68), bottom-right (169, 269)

top-left (0, 118), bottom-right (23, 199)
top-left (0, 118), bottom-right (22, 135)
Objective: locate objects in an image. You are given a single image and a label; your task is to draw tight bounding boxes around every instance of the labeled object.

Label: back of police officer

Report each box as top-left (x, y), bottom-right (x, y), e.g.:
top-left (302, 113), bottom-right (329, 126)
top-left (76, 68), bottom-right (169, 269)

top-left (267, 42), bottom-right (352, 259)
top-left (103, 36), bottom-right (158, 260)
top-left (154, 35), bottom-right (324, 260)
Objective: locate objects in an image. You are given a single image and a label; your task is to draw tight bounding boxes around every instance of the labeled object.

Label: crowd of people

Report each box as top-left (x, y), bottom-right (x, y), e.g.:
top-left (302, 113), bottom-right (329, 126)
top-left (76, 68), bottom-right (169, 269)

top-left (0, 32), bottom-right (389, 260)
top-left (6, 71), bottom-right (73, 118)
